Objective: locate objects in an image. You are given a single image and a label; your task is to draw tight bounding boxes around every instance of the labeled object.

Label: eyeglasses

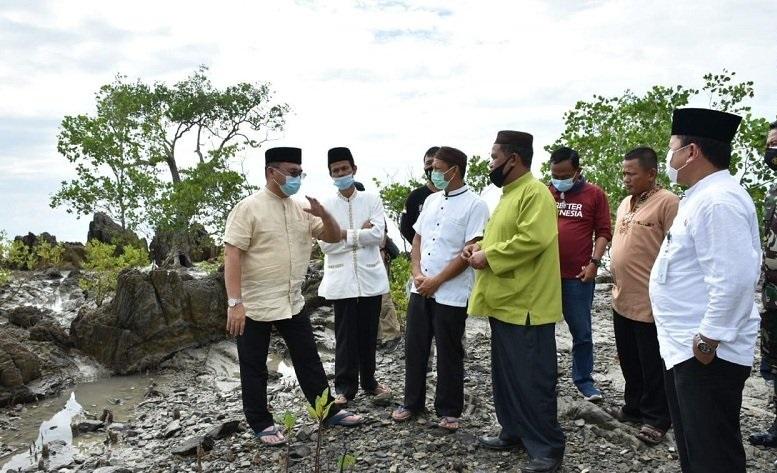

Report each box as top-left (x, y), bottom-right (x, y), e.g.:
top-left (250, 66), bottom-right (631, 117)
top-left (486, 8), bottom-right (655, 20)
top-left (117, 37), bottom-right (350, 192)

top-left (272, 167), bottom-right (306, 179)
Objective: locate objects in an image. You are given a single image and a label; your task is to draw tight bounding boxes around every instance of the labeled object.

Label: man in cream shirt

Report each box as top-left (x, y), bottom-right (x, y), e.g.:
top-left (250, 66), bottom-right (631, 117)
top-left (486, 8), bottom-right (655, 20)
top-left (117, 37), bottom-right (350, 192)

top-left (224, 147), bottom-right (363, 446)
top-left (650, 108), bottom-right (760, 473)
top-left (318, 147), bottom-right (391, 405)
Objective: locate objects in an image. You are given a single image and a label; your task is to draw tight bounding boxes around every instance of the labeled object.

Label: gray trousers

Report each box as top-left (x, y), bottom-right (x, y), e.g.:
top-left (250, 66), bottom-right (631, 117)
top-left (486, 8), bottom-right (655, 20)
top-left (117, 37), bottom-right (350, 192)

top-left (490, 317), bottom-right (565, 459)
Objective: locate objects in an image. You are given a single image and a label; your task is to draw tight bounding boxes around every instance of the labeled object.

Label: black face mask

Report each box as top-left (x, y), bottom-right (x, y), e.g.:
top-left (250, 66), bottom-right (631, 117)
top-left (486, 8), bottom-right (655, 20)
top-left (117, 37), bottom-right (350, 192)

top-left (765, 148), bottom-right (777, 171)
top-left (488, 158), bottom-right (513, 188)
top-left (425, 168), bottom-right (433, 181)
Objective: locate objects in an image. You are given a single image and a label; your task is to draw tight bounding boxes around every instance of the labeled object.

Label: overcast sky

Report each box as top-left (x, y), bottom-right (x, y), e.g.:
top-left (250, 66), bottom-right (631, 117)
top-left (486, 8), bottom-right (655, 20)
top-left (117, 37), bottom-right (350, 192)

top-left (1, 0), bottom-right (775, 243)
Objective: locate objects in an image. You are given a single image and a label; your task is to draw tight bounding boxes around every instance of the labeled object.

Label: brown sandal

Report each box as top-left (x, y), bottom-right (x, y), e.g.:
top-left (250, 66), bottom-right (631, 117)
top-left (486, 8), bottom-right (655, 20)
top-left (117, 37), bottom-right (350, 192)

top-left (439, 416), bottom-right (460, 431)
top-left (635, 424), bottom-right (666, 445)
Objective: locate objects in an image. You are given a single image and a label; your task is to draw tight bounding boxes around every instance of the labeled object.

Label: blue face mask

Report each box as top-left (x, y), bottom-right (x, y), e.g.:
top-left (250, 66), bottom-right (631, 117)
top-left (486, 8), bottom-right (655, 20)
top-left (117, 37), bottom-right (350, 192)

top-left (333, 174), bottom-right (355, 191)
top-left (552, 177), bottom-right (575, 192)
top-left (274, 172), bottom-right (301, 196)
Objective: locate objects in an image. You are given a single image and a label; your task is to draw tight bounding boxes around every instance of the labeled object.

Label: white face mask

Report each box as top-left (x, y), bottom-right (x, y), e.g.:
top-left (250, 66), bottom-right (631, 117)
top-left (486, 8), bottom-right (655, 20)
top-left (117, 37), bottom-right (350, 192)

top-left (665, 145), bottom-right (690, 184)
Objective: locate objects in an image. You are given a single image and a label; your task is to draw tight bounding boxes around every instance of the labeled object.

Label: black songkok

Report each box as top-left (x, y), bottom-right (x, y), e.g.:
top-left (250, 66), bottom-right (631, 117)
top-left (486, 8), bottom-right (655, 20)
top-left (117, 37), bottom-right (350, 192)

top-left (265, 147), bottom-right (302, 165)
top-left (328, 147), bottom-right (355, 166)
top-left (671, 108), bottom-right (742, 143)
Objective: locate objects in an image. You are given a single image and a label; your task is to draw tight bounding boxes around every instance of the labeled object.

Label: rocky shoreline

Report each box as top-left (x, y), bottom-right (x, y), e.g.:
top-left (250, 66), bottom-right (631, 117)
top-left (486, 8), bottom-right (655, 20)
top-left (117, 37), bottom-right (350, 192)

top-left (2, 271), bottom-right (777, 472)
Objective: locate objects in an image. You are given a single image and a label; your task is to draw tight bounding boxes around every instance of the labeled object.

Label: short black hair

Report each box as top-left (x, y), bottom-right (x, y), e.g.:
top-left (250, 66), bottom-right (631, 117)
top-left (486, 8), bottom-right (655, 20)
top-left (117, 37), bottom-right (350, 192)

top-left (624, 146), bottom-right (658, 170)
top-left (500, 143), bottom-right (533, 167)
top-left (770, 120), bottom-right (777, 130)
top-left (678, 135), bottom-right (732, 170)
top-left (549, 147), bottom-right (580, 168)
top-left (424, 146), bottom-right (440, 158)
top-left (434, 146), bottom-right (468, 178)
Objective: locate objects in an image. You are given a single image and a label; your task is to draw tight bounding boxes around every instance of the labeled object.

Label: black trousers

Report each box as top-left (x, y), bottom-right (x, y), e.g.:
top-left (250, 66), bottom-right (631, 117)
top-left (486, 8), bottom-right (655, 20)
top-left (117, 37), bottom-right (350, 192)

top-left (612, 310), bottom-right (671, 430)
top-left (490, 317), bottom-right (565, 460)
top-left (403, 293), bottom-right (467, 417)
top-left (664, 357), bottom-right (751, 473)
top-left (236, 313), bottom-right (340, 433)
top-left (333, 295), bottom-right (382, 399)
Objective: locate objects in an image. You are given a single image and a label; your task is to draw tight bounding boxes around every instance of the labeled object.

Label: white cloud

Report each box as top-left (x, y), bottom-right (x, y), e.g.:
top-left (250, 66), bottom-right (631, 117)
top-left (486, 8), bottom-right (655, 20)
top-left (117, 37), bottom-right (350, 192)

top-left (0, 0), bottom-right (775, 242)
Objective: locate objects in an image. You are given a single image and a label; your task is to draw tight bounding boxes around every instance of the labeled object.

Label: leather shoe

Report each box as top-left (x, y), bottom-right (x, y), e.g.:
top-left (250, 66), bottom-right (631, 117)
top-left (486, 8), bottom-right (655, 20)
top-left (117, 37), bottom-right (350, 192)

top-left (478, 435), bottom-right (523, 450)
top-left (521, 457), bottom-right (562, 473)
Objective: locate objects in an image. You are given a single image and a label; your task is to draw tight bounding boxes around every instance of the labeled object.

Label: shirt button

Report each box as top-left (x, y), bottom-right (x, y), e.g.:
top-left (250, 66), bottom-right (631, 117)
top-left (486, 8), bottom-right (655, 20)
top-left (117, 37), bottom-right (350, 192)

top-left (427, 253), bottom-right (431, 256)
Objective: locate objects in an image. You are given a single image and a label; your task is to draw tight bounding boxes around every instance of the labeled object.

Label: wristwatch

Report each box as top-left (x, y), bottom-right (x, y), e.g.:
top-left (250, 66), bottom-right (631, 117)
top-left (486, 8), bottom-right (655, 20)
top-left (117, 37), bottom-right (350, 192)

top-left (590, 258), bottom-right (601, 268)
top-left (228, 298), bottom-right (243, 308)
top-left (695, 335), bottom-right (716, 354)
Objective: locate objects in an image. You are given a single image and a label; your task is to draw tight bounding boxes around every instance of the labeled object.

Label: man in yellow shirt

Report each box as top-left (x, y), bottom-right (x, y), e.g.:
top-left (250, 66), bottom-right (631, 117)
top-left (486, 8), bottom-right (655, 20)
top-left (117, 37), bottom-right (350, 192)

top-left (224, 147), bottom-right (363, 446)
top-left (465, 131), bottom-right (565, 473)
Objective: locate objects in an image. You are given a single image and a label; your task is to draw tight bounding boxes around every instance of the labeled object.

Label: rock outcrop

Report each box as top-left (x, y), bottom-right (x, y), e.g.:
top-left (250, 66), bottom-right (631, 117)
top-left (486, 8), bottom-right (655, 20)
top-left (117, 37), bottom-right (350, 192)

top-left (149, 223), bottom-right (219, 268)
top-left (70, 269), bottom-right (227, 374)
top-left (87, 212), bottom-right (148, 252)
top-left (0, 332), bottom-right (42, 405)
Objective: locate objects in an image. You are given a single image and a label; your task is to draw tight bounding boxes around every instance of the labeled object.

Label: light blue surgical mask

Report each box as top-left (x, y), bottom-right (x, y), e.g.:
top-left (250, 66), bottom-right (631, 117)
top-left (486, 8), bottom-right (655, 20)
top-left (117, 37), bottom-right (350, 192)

top-left (431, 167), bottom-right (456, 191)
top-left (333, 174), bottom-right (355, 190)
top-left (552, 177), bottom-right (575, 192)
top-left (272, 169), bottom-right (302, 196)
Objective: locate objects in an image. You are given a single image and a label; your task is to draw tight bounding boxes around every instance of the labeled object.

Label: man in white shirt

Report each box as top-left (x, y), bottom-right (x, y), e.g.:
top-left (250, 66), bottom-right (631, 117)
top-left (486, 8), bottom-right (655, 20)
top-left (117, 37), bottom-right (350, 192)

top-left (649, 108), bottom-right (761, 473)
top-left (391, 146), bottom-right (490, 431)
top-left (318, 147), bottom-right (391, 406)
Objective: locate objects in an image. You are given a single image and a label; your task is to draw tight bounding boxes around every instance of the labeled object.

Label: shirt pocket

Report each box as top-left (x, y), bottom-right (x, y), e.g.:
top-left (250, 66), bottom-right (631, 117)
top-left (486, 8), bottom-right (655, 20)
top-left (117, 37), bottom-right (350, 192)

top-left (442, 216), bottom-right (467, 247)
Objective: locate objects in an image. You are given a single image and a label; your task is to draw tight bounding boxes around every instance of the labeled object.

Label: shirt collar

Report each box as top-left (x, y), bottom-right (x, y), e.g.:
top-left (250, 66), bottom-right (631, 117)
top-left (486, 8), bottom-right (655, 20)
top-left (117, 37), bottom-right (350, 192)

top-left (336, 188), bottom-right (359, 202)
top-left (685, 170), bottom-right (730, 198)
top-left (503, 171), bottom-right (534, 194)
top-left (444, 185), bottom-right (469, 197)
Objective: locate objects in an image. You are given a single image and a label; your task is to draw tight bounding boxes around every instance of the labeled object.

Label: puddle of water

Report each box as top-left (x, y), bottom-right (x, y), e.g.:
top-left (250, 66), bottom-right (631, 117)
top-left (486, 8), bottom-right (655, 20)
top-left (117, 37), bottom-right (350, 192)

top-left (0, 374), bottom-right (163, 472)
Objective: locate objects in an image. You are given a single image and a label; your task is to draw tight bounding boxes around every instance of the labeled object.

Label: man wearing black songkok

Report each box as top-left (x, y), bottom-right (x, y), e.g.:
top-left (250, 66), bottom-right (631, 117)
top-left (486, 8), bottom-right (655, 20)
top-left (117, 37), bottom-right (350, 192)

top-left (650, 109), bottom-right (760, 473)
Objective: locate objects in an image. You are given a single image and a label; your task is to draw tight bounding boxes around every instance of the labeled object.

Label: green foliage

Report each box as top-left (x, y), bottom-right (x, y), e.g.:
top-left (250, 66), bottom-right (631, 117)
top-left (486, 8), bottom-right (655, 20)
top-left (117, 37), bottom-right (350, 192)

top-left (0, 269), bottom-right (10, 287)
top-left (6, 240), bottom-right (38, 270)
top-left (35, 241), bottom-right (64, 268)
top-left (306, 387), bottom-right (334, 423)
top-left (389, 254), bottom-right (411, 323)
top-left (372, 177), bottom-right (424, 227)
top-left (194, 249), bottom-right (224, 275)
top-left (277, 411), bottom-right (296, 473)
top-left (51, 66), bottom-right (289, 237)
top-left (465, 155), bottom-right (491, 194)
top-left (546, 70), bottom-right (773, 227)
top-left (337, 453), bottom-right (357, 471)
top-left (307, 388), bottom-right (335, 473)
top-left (79, 240), bottom-right (149, 306)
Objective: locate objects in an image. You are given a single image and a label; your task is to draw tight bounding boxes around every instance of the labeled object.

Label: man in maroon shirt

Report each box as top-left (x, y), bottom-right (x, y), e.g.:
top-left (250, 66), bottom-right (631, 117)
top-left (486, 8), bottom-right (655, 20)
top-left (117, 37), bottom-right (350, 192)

top-left (549, 147), bottom-right (612, 402)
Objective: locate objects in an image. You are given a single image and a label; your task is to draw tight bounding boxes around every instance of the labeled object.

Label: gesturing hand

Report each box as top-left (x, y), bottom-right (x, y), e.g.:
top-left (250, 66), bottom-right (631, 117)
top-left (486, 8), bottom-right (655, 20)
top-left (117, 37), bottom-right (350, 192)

top-left (303, 196), bottom-right (327, 218)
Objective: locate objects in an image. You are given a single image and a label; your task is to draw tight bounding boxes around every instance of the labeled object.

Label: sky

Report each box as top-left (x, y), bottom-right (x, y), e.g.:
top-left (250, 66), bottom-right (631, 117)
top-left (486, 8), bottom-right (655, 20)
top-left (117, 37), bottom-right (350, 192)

top-left (1, 0), bottom-right (776, 243)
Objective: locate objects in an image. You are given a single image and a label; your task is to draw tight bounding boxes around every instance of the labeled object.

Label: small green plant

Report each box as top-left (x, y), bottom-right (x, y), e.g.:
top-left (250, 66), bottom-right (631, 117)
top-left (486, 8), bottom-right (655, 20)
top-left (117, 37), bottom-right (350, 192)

top-left (307, 388), bottom-right (334, 473)
top-left (278, 411), bottom-right (296, 473)
top-left (389, 254), bottom-right (411, 324)
top-left (0, 268), bottom-right (11, 286)
top-left (79, 240), bottom-right (150, 306)
top-left (337, 451), bottom-right (356, 472)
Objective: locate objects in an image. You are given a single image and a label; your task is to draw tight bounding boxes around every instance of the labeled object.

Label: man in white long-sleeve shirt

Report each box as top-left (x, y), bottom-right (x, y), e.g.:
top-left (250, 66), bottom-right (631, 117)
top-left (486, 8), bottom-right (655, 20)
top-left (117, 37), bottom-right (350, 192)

top-left (649, 108), bottom-right (761, 473)
top-left (318, 147), bottom-right (392, 405)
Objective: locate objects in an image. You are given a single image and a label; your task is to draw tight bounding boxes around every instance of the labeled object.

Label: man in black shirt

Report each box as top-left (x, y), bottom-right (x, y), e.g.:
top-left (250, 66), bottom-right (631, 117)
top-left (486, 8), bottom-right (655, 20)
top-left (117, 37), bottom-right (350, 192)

top-left (400, 146), bottom-right (440, 245)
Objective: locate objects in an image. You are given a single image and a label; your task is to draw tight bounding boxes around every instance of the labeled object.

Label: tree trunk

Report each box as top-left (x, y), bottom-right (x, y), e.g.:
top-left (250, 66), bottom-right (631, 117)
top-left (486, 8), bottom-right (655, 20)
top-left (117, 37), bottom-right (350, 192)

top-left (166, 156), bottom-right (181, 184)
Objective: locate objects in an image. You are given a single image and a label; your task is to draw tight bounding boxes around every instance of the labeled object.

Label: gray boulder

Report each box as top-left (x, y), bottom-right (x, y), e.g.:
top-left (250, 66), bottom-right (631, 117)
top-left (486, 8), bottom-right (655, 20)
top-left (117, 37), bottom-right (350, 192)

top-left (70, 269), bottom-right (227, 374)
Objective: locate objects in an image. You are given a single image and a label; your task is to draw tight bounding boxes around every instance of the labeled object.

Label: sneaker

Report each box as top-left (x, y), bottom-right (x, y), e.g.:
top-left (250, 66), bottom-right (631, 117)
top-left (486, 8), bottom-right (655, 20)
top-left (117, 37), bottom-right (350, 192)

top-left (579, 385), bottom-right (603, 402)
